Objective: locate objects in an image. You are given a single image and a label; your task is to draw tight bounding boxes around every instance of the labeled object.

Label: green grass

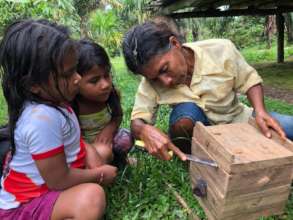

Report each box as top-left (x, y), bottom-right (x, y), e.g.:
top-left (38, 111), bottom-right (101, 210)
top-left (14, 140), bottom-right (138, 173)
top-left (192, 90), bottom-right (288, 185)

top-left (241, 43), bottom-right (293, 64)
top-left (241, 44), bottom-right (293, 92)
top-left (253, 62), bottom-right (293, 91)
top-left (0, 55), bottom-right (292, 219)
top-left (0, 89), bottom-right (7, 124)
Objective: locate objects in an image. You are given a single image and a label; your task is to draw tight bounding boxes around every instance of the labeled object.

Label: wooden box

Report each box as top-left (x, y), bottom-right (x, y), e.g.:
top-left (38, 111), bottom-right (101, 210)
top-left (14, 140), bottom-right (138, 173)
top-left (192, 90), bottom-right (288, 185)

top-left (190, 119), bottom-right (293, 220)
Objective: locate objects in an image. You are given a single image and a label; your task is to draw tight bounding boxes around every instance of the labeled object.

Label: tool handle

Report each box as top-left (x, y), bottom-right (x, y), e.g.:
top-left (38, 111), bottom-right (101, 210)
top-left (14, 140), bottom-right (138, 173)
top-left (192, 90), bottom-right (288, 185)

top-left (135, 140), bottom-right (174, 157)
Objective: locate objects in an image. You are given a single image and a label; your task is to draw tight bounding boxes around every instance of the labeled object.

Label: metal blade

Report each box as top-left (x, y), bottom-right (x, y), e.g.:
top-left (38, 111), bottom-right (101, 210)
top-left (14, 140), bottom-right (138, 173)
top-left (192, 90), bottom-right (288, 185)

top-left (185, 154), bottom-right (218, 168)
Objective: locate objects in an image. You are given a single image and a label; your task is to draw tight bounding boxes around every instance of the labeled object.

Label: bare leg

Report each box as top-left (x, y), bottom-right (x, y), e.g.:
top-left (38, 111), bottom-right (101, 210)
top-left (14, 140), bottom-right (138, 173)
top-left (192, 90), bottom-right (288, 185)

top-left (51, 183), bottom-right (106, 220)
top-left (169, 102), bottom-right (210, 154)
top-left (169, 118), bottom-right (194, 154)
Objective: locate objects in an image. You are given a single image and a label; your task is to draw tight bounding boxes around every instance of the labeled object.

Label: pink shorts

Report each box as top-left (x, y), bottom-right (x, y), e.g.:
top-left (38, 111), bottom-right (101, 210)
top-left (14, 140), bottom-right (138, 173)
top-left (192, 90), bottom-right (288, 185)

top-left (0, 190), bottom-right (61, 220)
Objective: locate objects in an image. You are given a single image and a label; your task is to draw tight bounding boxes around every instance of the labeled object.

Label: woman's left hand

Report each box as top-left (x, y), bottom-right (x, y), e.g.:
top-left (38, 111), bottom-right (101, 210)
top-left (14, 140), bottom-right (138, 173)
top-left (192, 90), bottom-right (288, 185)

top-left (255, 110), bottom-right (286, 140)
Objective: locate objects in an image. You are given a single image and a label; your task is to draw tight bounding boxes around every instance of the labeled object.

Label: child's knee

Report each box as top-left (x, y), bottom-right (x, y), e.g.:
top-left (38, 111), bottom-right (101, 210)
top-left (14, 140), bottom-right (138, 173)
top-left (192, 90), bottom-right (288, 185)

top-left (78, 184), bottom-right (106, 218)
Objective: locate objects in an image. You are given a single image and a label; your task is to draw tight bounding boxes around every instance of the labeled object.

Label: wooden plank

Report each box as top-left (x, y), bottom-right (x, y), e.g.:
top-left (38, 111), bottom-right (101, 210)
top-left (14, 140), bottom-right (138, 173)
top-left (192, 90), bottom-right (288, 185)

top-left (156, 0), bottom-right (293, 11)
top-left (169, 7), bottom-right (293, 19)
top-left (248, 117), bottom-right (293, 153)
top-left (191, 174), bottom-right (288, 220)
top-left (222, 202), bottom-right (286, 220)
top-left (222, 185), bottom-right (290, 216)
top-left (191, 139), bottom-right (293, 197)
top-left (191, 139), bottom-right (230, 195)
top-left (226, 164), bottom-right (293, 197)
top-left (193, 123), bottom-right (235, 173)
top-left (191, 120), bottom-right (293, 220)
top-left (207, 123), bottom-right (293, 162)
top-left (203, 123), bottom-right (293, 173)
top-left (191, 164), bottom-right (290, 219)
top-left (160, 0), bottom-right (197, 14)
top-left (190, 164), bottom-right (223, 219)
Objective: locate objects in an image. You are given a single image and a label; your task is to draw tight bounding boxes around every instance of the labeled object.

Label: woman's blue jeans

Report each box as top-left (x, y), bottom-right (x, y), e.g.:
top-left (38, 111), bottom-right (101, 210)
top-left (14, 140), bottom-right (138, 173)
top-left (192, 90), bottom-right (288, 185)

top-left (169, 102), bottom-right (293, 140)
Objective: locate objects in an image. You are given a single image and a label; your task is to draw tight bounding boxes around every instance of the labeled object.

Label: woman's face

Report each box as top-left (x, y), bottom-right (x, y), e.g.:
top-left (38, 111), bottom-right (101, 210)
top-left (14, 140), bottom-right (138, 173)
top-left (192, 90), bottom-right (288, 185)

top-left (140, 37), bottom-right (188, 88)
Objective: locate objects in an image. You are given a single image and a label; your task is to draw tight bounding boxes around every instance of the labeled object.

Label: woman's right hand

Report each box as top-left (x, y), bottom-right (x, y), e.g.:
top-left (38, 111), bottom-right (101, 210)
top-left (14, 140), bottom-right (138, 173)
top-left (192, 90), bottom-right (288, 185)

top-left (140, 124), bottom-right (186, 161)
top-left (96, 164), bottom-right (117, 186)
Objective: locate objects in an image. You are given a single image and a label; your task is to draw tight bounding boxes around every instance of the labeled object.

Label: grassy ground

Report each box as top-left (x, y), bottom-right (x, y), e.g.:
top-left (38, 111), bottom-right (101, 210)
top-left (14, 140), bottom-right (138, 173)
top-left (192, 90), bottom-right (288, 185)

top-left (242, 43), bottom-right (293, 92)
top-left (0, 46), bottom-right (292, 219)
top-left (254, 62), bottom-right (293, 91)
top-left (0, 90), bottom-right (7, 125)
top-left (241, 43), bottom-right (293, 64)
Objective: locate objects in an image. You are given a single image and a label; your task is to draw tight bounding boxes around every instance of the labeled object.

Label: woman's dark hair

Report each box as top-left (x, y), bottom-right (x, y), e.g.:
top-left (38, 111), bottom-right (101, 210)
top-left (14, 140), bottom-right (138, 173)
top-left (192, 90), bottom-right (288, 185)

top-left (122, 21), bottom-right (179, 74)
top-left (0, 19), bottom-right (76, 156)
top-left (73, 39), bottom-right (122, 118)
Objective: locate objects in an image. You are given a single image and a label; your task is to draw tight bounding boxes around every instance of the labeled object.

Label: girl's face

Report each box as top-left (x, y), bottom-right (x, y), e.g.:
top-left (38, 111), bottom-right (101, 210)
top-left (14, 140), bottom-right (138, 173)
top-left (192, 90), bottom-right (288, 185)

top-left (140, 37), bottom-right (188, 88)
top-left (79, 65), bottom-right (112, 103)
top-left (56, 51), bottom-right (81, 102)
top-left (31, 51), bottom-right (81, 104)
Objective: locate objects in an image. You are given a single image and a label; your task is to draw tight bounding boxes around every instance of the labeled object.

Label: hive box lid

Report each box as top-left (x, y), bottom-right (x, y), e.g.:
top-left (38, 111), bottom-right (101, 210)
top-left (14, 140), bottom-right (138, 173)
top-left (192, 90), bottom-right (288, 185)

top-left (193, 120), bottom-right (293, 174)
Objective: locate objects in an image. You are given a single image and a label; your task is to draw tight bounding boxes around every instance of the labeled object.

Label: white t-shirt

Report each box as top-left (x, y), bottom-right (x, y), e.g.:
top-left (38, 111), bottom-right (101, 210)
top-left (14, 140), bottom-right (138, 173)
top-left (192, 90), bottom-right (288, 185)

top-left (0, 103), bottom-right (85, 209)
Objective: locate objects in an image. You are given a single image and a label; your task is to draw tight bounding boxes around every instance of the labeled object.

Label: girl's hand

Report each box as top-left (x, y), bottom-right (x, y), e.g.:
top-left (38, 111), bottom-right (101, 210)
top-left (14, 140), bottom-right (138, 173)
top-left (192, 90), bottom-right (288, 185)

top-left (94, 125), bottom-right (115, 147)
top-left (84, 142), bottom-right (104, 169)
top-left (140, 124), bottom-right (186, 161)
top-left (255, 110), bottom-right (286, 140)
top-left (96, 164), bottom-right (117, 186)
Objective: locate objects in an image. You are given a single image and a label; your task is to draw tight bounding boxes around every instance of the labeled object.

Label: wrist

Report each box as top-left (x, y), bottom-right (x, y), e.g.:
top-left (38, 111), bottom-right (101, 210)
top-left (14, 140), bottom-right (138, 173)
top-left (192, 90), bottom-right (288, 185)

top-left (254, 108), bottom-right (267, 116)
top-left (140, 123), bottom-right (151, 140)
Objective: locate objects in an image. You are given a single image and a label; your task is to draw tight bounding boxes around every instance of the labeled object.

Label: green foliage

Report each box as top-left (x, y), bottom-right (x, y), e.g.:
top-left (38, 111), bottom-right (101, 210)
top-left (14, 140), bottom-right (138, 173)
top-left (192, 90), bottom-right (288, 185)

top-left (0, 0), bottom-right (81, 36)
top-left (186, 16), bottom-right (266, 49)
top-left (241, 43), bottom-right (293, 63)
top-left (88, 9), bottom-right (122, 56)
top-left (117, 0), bottom-right (151, 27)
top-left (0, 90), bottom-right (7, 125)
top-left (73, 0), bottom-right (99, 17)
top-left (223, 17), bottom-right (265, 48)
top-left (253, 61), bottom-right (293, 91)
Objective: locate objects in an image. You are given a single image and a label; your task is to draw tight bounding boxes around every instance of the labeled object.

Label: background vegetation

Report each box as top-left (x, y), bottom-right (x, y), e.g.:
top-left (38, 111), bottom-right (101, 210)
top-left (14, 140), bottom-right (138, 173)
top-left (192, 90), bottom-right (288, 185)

top-left (1, 0), bottom-right (292, 56)
top-left (0, 0), bottom-right (292, 219)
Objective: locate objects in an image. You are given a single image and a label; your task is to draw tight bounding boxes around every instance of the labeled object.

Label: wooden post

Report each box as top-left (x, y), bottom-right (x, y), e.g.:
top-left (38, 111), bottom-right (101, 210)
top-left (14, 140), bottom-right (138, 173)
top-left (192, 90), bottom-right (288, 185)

top-left (276, 12), bottom-right (285, 63)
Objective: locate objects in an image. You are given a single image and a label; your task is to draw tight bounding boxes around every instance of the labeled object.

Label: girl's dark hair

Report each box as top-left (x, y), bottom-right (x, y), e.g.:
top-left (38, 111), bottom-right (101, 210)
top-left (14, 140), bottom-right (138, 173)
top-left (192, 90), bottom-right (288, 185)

top-left (122, 21), bottom-right (179, 74)
top-left (0, 19), bottom-right (76, 156)
top-left (74, 39), bottom-right (122, 118)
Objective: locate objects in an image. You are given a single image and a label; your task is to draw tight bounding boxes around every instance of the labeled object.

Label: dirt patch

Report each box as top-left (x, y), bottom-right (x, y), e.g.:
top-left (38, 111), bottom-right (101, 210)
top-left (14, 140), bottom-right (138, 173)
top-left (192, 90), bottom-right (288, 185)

top-left (263, 85), bottom-right (293, 104)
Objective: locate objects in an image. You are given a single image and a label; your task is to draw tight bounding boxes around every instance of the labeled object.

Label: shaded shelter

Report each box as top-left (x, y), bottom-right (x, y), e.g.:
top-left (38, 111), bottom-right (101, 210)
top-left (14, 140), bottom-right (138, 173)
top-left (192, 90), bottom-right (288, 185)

top-left (148, 0), bottom-right (293, 63)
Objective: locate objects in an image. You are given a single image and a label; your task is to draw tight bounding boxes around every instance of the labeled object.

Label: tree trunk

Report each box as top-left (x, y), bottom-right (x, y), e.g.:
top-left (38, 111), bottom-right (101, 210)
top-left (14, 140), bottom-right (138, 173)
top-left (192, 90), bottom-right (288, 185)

top-left (276, 13), bottom-right (285, 63)
top-left (80, 15), bottom-right (89, 38)
top-left (285, 13), bottom-right (293, 44)
top-left (264, 15), bottom-right (276, 49)
top-left (192, 29), bottom-right (198, 41)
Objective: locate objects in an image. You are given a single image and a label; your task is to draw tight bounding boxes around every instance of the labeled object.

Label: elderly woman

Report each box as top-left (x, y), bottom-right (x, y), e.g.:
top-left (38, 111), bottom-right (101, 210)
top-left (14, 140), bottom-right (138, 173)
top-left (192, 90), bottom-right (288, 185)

top-left (122, 21), bottom-right (293, 161)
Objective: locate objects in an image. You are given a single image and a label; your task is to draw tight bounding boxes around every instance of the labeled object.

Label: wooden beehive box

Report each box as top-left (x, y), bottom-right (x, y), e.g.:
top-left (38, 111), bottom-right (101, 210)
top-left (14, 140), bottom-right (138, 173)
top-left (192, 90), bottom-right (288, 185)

top-left (190, 119), bottom-right (293, 220)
